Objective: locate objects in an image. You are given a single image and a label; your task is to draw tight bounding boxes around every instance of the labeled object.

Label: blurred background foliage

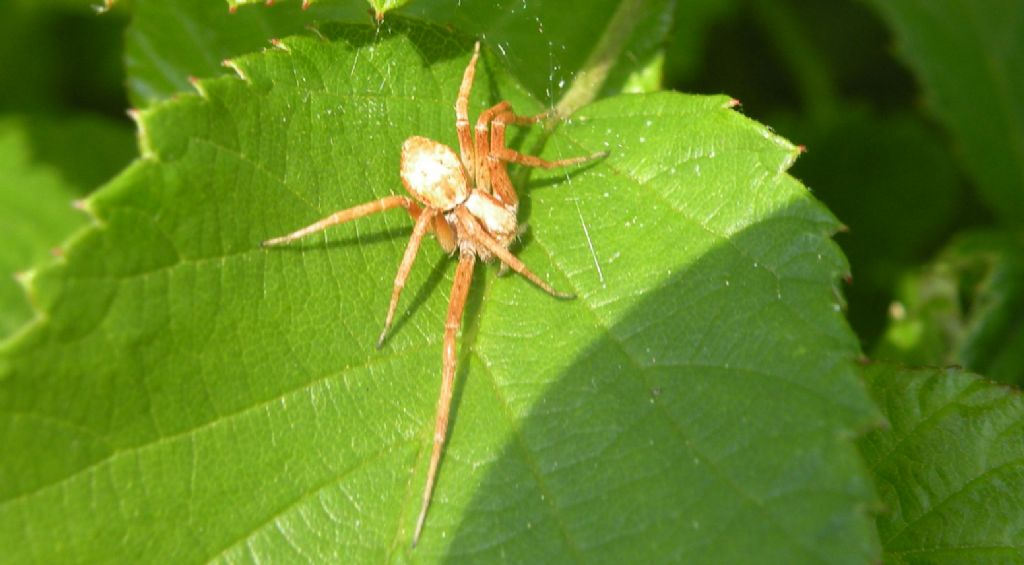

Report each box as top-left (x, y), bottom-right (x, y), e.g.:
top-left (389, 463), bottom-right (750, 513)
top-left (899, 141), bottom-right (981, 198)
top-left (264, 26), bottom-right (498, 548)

top-left (1, 0), bottom-right (1020, 386)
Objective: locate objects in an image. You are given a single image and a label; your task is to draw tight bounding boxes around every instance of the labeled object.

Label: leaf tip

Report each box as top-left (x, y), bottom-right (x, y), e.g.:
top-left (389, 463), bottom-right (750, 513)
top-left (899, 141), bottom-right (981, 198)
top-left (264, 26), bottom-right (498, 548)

top-left (188, 76), bottom-right (210, 99)
top-left (126, 108), bottom-right (156, 160)
top-left (265, 0), bottom-right (275, 5)
top-left (221, 59), bottom-right (251, 83)
top-left (228, 3), bottom-right (238, 14)
top-left (71, 198), bottom-right (103, 226)
top-left (13, 269), bottom-right (35, 292)
top-left (725, 98), bottom-right (741, 109)
top-left (269, 38), bottom-right (290, 52)
top-left (301, 0), bottom-right (311, 10)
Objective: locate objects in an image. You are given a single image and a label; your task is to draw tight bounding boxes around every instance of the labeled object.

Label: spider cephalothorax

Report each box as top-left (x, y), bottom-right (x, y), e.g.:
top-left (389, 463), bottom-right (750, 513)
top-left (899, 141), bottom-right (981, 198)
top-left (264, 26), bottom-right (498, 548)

top-left (263, 41), bottom-right (605, 545)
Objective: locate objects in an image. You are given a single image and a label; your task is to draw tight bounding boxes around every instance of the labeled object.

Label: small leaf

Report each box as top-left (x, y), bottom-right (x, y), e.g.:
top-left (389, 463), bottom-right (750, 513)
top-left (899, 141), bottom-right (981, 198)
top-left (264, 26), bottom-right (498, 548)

top-left (1, 24), bottom-right (879, 561)
top-left (876, 230), bottom-right (1024, 387)
top-left (866, 0), bottom-right (1024, 224)
top-left (859, 363), bottom-right (1024, 563)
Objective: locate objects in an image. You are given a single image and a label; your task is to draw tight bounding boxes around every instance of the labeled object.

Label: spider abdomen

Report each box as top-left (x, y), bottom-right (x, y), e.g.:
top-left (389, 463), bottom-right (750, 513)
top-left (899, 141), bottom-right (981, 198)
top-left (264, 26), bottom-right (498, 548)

top-left (400, 136), bottom-right (469, 210)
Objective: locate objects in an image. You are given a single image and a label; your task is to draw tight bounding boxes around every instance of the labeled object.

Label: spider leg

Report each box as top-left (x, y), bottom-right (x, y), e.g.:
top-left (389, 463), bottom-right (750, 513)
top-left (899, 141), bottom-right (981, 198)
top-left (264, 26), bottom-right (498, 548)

top-left (377, 208), bottom-right (438, 348)
top-left (261, 195), bottom-right (421, 247)
top-left (456, 207), bottom-right (575, 299)
top-left (491, 110), bottom-right (608, 171)
top-left (494, 146), bottom-right (608, 169)
top-left (413, 250), bottom-right (477, 547)
top-left (473, 102), bottom-right (505, 195)
top-left (496, 224), bottom-right (528, 277)
top-left (486, 110), bottom-right (598, 207)
top-left (433, 214), bottom-right (457, 255)
top-left (455, 42), bottom-right (481, 178)
top-left (474, 104), bottom-right (548, 198)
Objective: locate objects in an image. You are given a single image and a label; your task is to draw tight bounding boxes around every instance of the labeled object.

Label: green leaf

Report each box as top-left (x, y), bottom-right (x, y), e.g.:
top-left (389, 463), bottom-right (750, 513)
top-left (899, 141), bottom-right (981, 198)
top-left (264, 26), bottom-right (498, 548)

top-left (224, 0), bottom-right (412, 16)
top-left (366, 0), bottom-right (411, 20)
top-left (1, 24), bottom-right (879, 561)
top-left (875, 230), bottom-right (1024, 387)
top-left (129, 0), bottom-right (674, 109)
top-left (858, 363), bottom-right (1024, 563)
top-left (0, 119), bottom-right (89, 338)
top-left (125, 0), bottom-right (369, 106)
top-left (865, 0), bottom-right (1024, 225)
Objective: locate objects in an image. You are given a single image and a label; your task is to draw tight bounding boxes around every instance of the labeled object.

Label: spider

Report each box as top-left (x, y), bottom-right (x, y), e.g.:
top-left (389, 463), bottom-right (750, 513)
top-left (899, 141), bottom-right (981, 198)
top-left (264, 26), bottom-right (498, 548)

top-left (262, 41), bottom-right (605, 546)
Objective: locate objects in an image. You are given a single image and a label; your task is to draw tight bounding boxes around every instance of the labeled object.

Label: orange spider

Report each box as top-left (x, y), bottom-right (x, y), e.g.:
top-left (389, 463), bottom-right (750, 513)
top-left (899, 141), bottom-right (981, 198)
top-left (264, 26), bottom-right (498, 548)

top-left (262, 42), bottom-right (605, 546)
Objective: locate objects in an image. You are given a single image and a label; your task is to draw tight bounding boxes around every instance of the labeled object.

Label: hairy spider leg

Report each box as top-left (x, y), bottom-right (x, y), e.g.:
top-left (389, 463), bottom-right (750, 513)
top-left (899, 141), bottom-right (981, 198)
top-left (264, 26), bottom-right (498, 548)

top-left (377, 208), bottom-right (438, 348)
top-left (472, 102), bottom-right (507, 196)
top-left (413, 250), bottom-right (477, 546)
top-left (433, 214), bottom-right (457, 254)
top-left (455, 42), bottom-right (481, 178)
top-left (486, 109), bottom-right (558, 208)
top-left (474, 102), bottom-right (548, 204)
top-left (260, 195), bottom-right (421, 247)
top-left (455, 207), bottom-right (575, 299)
top-left (491, 111), bottom-right (609, 171)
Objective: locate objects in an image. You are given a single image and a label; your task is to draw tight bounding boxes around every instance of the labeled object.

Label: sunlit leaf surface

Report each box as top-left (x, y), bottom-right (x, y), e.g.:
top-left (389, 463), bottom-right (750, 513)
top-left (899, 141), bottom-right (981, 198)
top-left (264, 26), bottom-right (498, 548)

top-left (0, 24), bottom-right (879, 562)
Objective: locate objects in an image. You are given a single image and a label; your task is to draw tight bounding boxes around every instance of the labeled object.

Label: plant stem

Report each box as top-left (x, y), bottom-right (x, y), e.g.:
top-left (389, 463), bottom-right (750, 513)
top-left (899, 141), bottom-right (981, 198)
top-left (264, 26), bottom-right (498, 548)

top-left (553, 0), bottom-right (651, 120)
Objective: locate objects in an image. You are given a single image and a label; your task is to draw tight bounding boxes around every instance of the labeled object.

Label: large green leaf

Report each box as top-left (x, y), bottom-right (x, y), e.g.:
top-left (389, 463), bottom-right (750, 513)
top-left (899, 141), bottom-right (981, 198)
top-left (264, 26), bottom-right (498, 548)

top-left (866, 0), bottom-right (1024, 225)
top-left (859, 364), bottom-right (1024, 562)
top-left (0, 23), bottom-right (879, 562)
top-left (0, 119), bottom-right (90, 338)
